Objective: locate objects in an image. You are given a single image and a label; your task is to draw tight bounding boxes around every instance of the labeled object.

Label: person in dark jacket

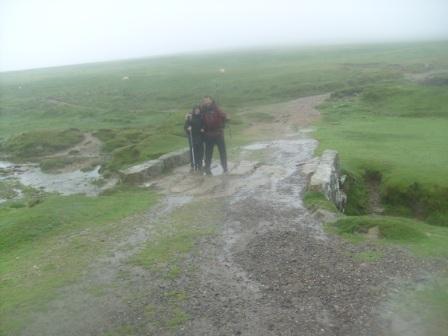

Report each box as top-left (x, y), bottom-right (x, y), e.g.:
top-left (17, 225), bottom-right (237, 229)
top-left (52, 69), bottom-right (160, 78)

top-left (201, 96), bottom-right (228, 175)
top-left (184, 105), bottom-right (205, 172)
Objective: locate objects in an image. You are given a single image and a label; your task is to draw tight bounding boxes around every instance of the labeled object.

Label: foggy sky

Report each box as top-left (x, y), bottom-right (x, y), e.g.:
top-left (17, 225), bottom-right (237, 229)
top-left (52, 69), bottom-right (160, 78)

top-left (1, 0), bottom-right (447, 72)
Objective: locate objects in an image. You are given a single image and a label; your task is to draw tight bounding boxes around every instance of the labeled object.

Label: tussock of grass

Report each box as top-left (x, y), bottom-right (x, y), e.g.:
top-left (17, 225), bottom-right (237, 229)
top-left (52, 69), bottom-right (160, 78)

top-left (94, 119), bottom-right (186, 171)
top-left (334, 216), bottom-right (426, 241)
top-left (3, 128), bottom-right (83, 159)
top-left (39, 156), bottom-right (78, 172)
top-left (333, 215), bottom-right (448, 257)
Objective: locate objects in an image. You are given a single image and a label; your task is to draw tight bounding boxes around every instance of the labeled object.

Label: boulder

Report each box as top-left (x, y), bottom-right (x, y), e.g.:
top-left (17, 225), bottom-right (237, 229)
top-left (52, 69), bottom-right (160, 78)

top-left (119, 159), bottom-right (164, 185)
top-left (159, 148), bottom-right (190, 171)
top-left (308, 150), bottom-right (347, 212)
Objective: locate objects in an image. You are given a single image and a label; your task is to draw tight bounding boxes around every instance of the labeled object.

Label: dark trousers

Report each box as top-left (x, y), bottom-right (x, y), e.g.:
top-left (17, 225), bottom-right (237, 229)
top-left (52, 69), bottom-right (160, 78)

top-left (188, 136), bottom-right (204, 169)
top-left (205, 135), bottom-right (227, 172)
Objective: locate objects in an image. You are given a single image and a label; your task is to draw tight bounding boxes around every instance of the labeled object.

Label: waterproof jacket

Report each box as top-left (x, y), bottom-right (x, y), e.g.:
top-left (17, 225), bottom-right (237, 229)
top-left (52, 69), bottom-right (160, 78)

top-left (202, 108), bottom-right (227, 138)
top-left (184, 113), bottom-right (204, 145)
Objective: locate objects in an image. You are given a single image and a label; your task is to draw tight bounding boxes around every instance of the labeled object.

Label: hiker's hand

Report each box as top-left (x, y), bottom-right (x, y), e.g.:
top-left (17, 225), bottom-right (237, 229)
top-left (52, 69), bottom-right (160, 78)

top-left (187, 126), bottom-right (192, 132)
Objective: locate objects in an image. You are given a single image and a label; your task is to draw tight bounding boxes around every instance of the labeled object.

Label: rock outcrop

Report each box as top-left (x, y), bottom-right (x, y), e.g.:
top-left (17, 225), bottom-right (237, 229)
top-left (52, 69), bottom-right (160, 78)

top-left (306, 149), bottom-right (347, 212)
top-left (119, 148), bottom-right (190, 185)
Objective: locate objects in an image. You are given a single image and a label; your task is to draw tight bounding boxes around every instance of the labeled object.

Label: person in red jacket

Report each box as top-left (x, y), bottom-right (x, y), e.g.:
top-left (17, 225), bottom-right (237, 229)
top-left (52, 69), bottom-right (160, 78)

top-left (201, 96), bottom-right (228, 175)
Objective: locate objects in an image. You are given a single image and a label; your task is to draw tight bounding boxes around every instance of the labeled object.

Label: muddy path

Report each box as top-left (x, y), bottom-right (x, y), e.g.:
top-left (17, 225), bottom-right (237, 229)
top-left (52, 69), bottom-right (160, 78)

top-left (19, 95), bottom-right (442, 336)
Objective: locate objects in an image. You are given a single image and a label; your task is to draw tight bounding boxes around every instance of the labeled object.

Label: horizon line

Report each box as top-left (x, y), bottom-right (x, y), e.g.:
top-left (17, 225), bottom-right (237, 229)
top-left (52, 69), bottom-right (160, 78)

top-left (1, 38), bottom-right (447, 74)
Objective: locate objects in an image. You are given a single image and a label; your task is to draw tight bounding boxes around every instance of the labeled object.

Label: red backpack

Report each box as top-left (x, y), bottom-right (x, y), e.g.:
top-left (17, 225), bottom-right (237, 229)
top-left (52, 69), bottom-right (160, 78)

top-left (203, 110), bottom-right (226, 135)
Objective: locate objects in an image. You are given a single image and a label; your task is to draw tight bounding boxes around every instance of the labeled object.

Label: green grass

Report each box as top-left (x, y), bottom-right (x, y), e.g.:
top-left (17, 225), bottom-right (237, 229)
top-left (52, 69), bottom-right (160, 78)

top-left (316, 74), bottom-right (448, 223)
top-left (0, 187), bottom-right (158, 335)
top-left (2, 41), bottom-right (448, 170)
top-left (1, 41), bottom-right (448, 333)
top-left (0, 180), bottom-right (43, 203)
top-left (317, 86), bottom-right (448, 187)
top-left (352, 250), bottom-right (383, 262)
top-left (39, 156), bottom-right (78, 172)
top-left (0, 180), bottom-right (21, 200)
top-left (335, 215), bottom-right (426, 241)
top-left (333, 215), bottom-right (448, 257)
top-left (2, 128), bottom-right (84, 159)
top-left (303, 191), bottom-right (338, 212)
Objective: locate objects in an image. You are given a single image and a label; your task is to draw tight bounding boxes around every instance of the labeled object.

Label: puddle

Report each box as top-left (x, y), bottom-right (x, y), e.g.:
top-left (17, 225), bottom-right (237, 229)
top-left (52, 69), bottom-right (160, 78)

top-left (0, 160), bottom-right (112, 196)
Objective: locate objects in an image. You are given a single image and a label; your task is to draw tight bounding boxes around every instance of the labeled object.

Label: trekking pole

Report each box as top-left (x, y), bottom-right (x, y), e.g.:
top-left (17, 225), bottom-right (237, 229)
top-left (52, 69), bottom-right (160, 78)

top-left (189, 131), bottom-right (196, 169)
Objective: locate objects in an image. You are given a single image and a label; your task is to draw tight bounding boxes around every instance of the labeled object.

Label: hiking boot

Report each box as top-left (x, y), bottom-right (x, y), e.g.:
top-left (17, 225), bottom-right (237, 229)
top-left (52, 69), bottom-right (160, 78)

top-left (204, 169), bottom-right (212, 176)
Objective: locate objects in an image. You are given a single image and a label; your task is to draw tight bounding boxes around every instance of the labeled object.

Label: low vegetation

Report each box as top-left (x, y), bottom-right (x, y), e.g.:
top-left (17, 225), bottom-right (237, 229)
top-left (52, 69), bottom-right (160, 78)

top-left (131, 199), bottom-right (222, 331)
top-left (303, 191), bottom-right (338, 212)
top-left (39, 156), bottom-right (78, 172)
top-left (0, 187), bottom-right (158, 334)
top-left (332, 215), bottom-right (448, 257)
top-left (1, 41), bottom-right (448, 334)
top-left (316, 75), bottom-right (448, 225)
top-left (2, 128), bottom-right (84, 160)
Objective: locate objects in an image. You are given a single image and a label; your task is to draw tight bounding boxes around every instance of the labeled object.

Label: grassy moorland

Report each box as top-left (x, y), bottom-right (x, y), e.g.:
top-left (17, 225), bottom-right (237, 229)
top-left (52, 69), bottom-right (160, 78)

top-left (1, 41), bottom-right (448, 334)
top-left (0, 188), bottom-right (158, 334)
top-left (1, 41), bottom-right (447, 171)
top-left (316, 74), bottom-right (448, 224)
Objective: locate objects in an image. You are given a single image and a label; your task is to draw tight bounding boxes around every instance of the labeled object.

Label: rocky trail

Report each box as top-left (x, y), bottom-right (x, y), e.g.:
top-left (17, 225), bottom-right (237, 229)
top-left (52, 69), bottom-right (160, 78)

top-left (20, 95), bottom-right (443, 336)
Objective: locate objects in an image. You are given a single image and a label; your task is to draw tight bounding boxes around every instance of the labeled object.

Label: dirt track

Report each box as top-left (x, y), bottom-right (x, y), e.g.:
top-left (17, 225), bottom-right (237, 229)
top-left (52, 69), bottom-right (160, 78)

top-left (21, 95), bottom-right (441, 336)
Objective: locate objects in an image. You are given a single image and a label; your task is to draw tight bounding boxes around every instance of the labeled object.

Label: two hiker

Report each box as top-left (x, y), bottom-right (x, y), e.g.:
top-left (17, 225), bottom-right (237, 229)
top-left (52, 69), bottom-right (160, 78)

top-left (184, 96), bottom-right (228, 175)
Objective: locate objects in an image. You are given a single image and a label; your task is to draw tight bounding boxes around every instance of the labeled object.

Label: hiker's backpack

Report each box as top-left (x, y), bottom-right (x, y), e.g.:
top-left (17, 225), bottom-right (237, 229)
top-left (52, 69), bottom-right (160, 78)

top-left (203, 110), bottom-right (226, 132)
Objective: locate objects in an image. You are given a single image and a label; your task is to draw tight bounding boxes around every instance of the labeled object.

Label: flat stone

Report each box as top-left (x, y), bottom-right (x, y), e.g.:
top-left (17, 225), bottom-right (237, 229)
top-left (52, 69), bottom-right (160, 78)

top-left (300, 157), bottom-right (320, 177)
top-left (119, 148), bottom-right (191, 185)
top-left (159, 148), bottom-right (190, 171)
top-left (119, 159), bottom-right (164, 185)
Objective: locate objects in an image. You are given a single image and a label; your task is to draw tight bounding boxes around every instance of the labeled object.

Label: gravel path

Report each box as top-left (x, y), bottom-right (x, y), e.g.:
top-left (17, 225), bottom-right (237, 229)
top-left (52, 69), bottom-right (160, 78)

top-left (176, 135), bottom-right (439, 336)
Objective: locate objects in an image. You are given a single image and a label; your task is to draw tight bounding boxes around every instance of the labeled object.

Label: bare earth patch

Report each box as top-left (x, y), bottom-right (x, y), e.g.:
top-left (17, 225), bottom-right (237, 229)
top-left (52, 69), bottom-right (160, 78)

top-left (241, 94), bottom-right (329, 140)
